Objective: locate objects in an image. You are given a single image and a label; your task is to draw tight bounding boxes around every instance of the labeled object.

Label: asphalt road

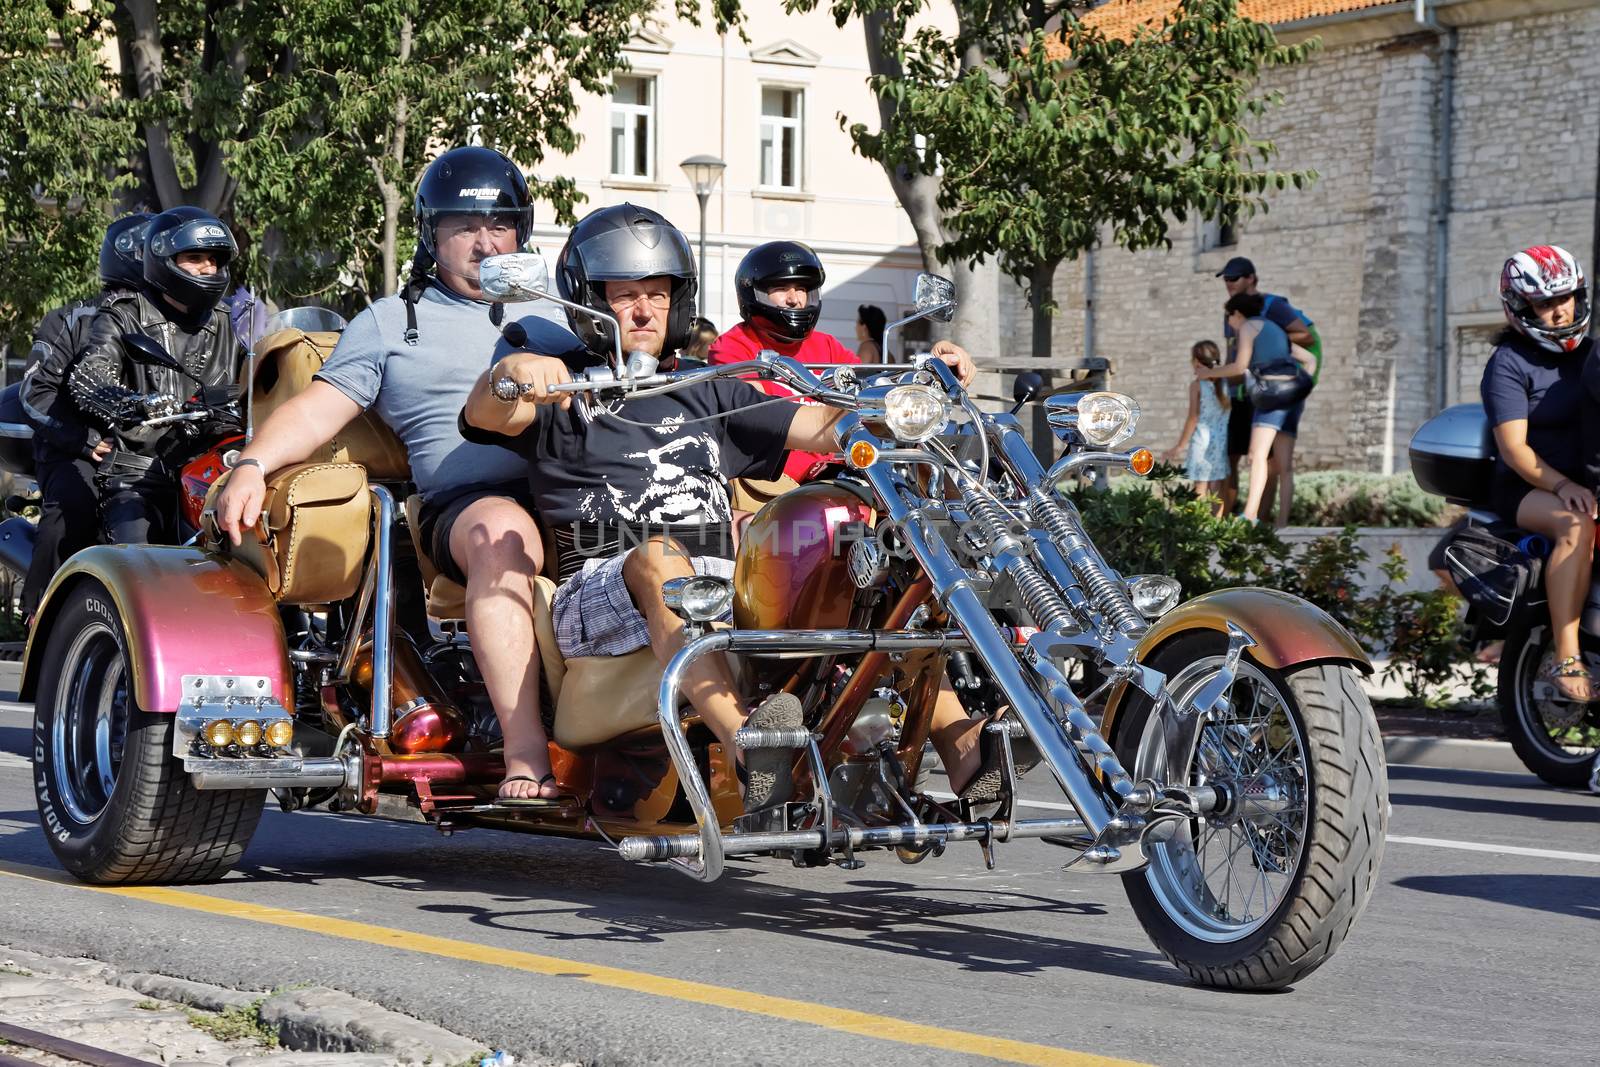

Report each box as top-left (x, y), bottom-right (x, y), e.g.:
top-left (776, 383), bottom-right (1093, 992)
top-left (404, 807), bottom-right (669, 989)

top-left (0, 688), bottom-right (1594, 1067)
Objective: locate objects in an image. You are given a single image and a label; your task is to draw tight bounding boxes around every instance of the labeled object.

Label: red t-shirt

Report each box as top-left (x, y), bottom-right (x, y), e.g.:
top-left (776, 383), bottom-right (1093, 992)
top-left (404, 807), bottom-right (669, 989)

top-left (708, 322), bottom-right (861, 481)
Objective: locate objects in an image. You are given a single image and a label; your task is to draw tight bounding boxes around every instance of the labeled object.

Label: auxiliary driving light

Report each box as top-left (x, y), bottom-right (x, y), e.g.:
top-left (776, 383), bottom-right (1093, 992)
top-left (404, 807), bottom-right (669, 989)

top-left (234, 720), bottom-right (263, 747)
top-left (203, 720), bottom-right (235, 747)
top-left (1127, 575), bottom-right (1182, 619)
top-left (883, 384), bottom-right (950, 443)
top-left (264, 720), bottom-right (294, 748)
top-left (662, 575), bottom-right (735, 623)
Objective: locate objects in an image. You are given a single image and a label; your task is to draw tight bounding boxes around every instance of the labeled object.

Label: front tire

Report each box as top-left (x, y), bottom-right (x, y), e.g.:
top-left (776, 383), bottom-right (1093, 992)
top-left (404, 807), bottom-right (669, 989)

top-left (1113, 631), bottom-right (1387, 989)
top-left (1498, 621), bottom-right (1599, 787)
top-left (32, 578), bottom-right (265, 884)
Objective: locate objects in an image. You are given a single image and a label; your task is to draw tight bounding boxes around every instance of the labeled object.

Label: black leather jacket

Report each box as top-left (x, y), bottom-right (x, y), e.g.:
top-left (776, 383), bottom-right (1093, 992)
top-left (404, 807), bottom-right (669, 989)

top-left (22, 291), bottom-right (125, 462)
top-left (67, 289), bottom-right (238, 452)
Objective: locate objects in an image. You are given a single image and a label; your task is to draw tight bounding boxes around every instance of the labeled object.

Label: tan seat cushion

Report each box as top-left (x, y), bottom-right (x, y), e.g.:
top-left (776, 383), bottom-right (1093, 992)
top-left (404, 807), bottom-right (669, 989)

top-left (254, 328), bottom-right (411, 482)
top-left (402, 494), bottom-right (468, 621)
top-left (730, 475), bottom-right (799, 514)
top-left (551, 648), bottom-right (670, 749)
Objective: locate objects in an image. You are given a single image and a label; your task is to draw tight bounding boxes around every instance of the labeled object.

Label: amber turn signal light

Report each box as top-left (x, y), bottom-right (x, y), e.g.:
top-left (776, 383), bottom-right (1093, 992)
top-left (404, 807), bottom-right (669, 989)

top-left (848, 440), bottom-right (878, 469)
top-left (264, 720), bottom-right (294, 748)
top-left (1129, 448), bottom-right (1155, 476)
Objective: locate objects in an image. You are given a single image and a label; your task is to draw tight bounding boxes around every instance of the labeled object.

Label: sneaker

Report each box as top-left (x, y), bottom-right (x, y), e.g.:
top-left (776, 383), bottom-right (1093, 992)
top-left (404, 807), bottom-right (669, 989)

top-left (742, 693), bottom-right (803, 812)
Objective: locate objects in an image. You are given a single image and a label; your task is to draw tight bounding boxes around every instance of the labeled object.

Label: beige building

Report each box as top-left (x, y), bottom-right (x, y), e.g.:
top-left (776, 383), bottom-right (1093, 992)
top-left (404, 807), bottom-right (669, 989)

top-left (1023, 0), bottom-right (1600, 473)
top-left (528, 4), bottom-right (944, 350)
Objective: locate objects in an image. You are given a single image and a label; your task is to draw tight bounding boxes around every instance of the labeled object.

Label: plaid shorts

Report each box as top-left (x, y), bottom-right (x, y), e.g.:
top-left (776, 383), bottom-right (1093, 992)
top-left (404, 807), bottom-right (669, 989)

top-left (551, 550), bottom-right (735, 659)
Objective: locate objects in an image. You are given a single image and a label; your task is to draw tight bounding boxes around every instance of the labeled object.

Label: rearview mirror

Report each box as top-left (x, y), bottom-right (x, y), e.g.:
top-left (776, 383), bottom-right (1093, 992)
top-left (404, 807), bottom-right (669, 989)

top-left (119, 333), bottom-right (183, 373)
top-left (478, 253), bottom-right (551, 303)
top-left (913, 273), bottom-right (957, 323)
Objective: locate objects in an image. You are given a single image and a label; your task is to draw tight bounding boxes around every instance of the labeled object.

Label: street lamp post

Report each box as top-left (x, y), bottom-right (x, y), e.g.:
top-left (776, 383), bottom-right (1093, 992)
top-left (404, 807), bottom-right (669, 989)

top-left (680, 154), bottom-right (726, 321)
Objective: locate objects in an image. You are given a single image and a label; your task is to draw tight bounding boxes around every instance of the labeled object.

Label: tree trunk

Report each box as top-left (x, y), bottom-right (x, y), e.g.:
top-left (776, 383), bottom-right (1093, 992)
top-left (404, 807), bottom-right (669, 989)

top-left (1029, 259), bottom-right (1058, 362)
top-left (376, 16), bottom-right (414, 297)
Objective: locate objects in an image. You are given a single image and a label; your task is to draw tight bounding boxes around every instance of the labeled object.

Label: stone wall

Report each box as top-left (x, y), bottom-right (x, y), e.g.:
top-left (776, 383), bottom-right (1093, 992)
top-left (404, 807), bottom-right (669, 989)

top-left (997, 1), bottom-right (1600, 472)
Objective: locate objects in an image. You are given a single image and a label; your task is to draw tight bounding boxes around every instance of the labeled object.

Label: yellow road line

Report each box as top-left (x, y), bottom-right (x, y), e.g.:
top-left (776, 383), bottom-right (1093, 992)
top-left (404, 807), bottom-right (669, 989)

top-left (0, 860), bottom-right (1146, 1067)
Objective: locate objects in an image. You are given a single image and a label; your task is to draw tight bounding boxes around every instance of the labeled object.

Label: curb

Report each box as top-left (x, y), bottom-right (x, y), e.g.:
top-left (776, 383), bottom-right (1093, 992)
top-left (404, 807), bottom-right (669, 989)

top-left (3, 945), bottom-right (484, 1066)
top-left (1382, 735), bottom-right (1528, 775)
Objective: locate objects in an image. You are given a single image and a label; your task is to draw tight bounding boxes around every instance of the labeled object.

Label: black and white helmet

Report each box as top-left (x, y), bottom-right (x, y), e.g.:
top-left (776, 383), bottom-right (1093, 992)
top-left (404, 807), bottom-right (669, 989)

top-left (555, 203), bottom-right (697, 361)
top-left (413, 146), bottom-right (534, 258)
top-left (142, 206), bottom-right (236, 315)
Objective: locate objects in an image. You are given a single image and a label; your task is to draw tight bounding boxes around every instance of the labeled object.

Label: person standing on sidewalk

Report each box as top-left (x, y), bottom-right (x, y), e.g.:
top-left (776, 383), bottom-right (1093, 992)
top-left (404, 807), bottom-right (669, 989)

top-left (1217, 256), bottom-right (1318, 519)
top-left (1163, 339), bottom-right (1230, 515)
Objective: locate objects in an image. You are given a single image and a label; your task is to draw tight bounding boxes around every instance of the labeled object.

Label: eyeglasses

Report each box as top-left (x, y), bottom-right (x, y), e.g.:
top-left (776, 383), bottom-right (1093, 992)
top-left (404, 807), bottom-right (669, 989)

top-left (608, 290), bottom-right (671, 311)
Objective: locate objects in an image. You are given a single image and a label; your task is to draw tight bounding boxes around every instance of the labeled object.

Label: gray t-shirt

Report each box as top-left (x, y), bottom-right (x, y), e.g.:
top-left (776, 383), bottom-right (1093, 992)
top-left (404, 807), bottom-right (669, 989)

top-left (314, 279), bottom-right (583, 501)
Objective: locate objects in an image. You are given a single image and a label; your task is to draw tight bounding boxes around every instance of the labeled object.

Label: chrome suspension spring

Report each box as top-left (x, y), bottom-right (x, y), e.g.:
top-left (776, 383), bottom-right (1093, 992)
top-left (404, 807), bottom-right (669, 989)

top-left (1029, 489), bottom-right (1144, 635)
top-left (963, 490), bottom-right (1074, 633)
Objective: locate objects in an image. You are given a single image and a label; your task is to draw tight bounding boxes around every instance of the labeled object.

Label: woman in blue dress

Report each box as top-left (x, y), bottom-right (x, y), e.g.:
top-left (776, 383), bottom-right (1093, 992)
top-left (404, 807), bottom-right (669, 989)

top-left (1164, 340), bottom-right (1230, 515)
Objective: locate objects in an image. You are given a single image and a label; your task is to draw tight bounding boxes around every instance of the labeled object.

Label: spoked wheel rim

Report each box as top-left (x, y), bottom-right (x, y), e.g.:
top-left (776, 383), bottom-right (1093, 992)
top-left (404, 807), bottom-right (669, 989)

top-left (1133, 655), bottom-right (1310, 943)
top-left (1512, 626), bottom-right (1600, 765)
top-left (50, 622), bottom-right (132, 825)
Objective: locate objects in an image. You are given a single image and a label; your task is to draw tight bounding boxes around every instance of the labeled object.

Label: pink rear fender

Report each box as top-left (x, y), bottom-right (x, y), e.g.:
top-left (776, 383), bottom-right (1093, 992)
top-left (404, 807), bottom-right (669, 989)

top-left (22, 545), bottom-right (291, 713)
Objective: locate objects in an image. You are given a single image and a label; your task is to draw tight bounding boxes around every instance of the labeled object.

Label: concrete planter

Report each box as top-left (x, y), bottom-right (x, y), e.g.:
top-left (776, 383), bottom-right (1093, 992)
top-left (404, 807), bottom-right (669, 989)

top-left (1276, 525), bottom-right (1448, 596)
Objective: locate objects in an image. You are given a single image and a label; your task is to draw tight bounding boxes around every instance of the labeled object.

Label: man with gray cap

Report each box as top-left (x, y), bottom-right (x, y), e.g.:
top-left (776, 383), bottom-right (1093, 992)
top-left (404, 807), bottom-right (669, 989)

top-left (1215, 256), bottom-right (1319, 518)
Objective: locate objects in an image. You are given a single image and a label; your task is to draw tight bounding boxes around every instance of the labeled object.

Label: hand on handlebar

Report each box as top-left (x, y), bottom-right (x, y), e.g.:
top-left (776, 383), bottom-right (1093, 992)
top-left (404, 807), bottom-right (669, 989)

top-left (141, 392), bottom-right (181, 419)
top-left (491, 353), bottom-right (573, 410)
top-left (928, 341), bottom-right (975, 387)
top-left (89, 439), bottom-right (113, 464)
top-left (214, 463), bottom-right (266, 546)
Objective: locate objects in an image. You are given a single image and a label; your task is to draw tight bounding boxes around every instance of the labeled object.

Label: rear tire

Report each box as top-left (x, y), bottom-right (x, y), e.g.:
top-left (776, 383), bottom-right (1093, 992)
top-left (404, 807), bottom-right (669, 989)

top-left (32, 578), bottom-right (265, 884)
top-left (1114, 631), bottom-right (1387, 989)
top-left (1498, 621), bottom-right (1599, 787)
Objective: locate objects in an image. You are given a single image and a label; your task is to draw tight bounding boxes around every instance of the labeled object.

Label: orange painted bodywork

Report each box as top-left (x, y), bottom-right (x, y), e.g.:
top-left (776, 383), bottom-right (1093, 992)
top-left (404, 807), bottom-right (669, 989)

top-left (22, 545), bottom-right (291, 714)
top-left (1098, 585), bottom-right (1371, 748)
top-left (733, 482), bottom-right (875, 631)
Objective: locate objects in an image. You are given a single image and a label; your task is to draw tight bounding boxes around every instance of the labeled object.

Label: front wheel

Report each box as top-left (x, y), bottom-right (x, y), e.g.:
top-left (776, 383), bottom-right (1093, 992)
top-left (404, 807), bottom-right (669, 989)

top-left (1498, 621), bottom-right (1600, 787)
top-left (1113, 631), bottom-right (1387, 989)
top-left (32, 578), bottom-right (265, 883)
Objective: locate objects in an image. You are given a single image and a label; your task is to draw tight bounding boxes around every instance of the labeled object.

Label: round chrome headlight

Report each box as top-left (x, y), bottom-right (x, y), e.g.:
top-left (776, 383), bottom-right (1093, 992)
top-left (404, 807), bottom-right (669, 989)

top-left (662, 575), bottom-right (735, 623)
top-left (1075, 392), bottom-right (1141, 448)
top-left (1127, 575), bottom-right (1181, 619)
top-left (883, 384), bottom-right (950, 443)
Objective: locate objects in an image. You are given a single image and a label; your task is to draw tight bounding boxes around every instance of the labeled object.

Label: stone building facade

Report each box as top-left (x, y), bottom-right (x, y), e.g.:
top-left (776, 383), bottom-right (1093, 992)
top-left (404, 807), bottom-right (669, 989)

top-left (1004, 0), bottom-right (1600, 472)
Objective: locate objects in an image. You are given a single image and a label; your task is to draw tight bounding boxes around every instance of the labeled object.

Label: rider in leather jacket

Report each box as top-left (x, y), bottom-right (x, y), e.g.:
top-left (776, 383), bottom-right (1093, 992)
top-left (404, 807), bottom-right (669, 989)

top-left (67, 207), bottom-right (239, 544)
top-left (18, 213), bottom-right (152, 614)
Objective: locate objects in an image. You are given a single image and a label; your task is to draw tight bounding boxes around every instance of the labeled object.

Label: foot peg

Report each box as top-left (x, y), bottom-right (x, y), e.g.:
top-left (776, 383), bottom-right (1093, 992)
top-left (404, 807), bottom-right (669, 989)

top-left (735, 726), bottom-right (813, 750)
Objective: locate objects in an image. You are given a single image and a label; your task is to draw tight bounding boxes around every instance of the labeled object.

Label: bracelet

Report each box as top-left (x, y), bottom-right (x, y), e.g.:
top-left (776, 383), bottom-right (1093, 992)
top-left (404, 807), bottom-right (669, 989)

top-left (1552, 478), bottom-right (1571, 496)
top-left (229, 456), bottom-right (263, 474)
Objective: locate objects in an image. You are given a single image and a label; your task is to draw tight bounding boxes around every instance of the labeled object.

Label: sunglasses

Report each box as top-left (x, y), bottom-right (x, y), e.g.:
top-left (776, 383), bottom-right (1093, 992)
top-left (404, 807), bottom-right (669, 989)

top-left (1222, 275), bottom-right (1244, 282)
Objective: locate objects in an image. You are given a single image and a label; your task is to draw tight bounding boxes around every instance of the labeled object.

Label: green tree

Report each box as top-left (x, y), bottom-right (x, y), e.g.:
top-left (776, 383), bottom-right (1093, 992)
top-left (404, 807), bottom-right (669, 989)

top-left (805, 0), bottom-right (1315, 361)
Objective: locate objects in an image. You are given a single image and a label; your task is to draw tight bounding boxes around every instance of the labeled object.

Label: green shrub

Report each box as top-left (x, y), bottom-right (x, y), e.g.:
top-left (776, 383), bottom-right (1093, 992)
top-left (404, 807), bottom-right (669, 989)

top-left (1072, 466), bottom-right (1479, 703)
top-left (1283, 470), bottom-right (1450, 528)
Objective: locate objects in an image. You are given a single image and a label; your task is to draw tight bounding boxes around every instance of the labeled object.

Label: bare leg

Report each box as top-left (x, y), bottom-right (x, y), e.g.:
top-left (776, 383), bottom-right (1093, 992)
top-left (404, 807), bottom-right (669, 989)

top-left (1271, 431), bottom-right (1296, 528)
top-left (928, 682), bottom-right (983, 790)
top-left (1514, 490), bottom-right (1596, 700)
top-left (1223, 455), bottom-right (1242, 515)
top-left (622, 538), bottom-right (746, 753)
top-left (451, 496), bottom-right (555, 800)
top-left (1242, 424), bottom-right (1279, 522)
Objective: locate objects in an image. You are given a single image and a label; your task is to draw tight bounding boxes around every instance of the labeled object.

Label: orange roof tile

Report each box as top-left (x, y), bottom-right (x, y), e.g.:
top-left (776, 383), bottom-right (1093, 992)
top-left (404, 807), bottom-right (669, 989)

top-left (1073, 0), bottom-right (1398, 41)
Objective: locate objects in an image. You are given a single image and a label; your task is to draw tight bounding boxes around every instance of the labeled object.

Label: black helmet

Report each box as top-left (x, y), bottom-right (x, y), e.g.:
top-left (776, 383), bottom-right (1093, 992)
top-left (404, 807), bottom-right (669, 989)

top-left (414, 146), bottom-right (534, 258)
top-left (142, 206), bottom-right (237, 314)
top-left (555, 203), bottom-right (697, 361)
top-left (99, 212), bottom-right (153, 289)
top-left (735, 240), bottom-right (824, 343)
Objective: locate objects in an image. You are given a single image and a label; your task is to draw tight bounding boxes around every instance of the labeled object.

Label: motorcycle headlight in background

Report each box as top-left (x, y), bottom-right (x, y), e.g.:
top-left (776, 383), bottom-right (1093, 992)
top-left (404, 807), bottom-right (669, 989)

top-left (1127, 575), bottom-right (1182, 619)
top-left (883, 384), bottom-right (950, 443)
top-left (1073, 392), bottom-right (1141, 448)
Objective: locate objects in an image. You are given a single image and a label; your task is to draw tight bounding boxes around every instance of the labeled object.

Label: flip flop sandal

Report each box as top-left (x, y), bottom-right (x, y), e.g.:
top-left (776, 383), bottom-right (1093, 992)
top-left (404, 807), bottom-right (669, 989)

top-left (958, 716), bottom-right (1042, 803)
top-left (1539, 654), bottom-right (1595, 704)
top-left (497, 772), bottom-right (562, 806)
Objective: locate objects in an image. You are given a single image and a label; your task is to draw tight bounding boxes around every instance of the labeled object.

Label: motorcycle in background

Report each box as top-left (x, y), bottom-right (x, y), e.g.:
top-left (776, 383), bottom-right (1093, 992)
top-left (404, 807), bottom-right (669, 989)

top-left (1410, 404), bottom-right (1600, 786)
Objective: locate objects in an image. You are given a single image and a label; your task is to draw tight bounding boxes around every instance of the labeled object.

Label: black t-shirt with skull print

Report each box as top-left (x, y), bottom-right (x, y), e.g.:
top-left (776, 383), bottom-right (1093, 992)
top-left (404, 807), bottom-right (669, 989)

top-left (460, 375), bottom-right (798, 530)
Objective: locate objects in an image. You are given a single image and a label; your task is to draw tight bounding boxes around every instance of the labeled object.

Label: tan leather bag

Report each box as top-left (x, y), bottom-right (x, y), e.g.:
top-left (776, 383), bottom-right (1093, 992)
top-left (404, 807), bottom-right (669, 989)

top-left (252, 328), bottom-right (412, 481)
top-left (211, 462), bottom-right (372, 605)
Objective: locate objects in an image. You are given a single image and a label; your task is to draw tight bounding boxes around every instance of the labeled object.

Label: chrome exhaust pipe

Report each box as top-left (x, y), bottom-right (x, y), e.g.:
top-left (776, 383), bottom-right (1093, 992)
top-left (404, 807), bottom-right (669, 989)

top-left (188, 754), bottom-right (357, 790)
top-left (618, 815), bottom-right (1090, 863)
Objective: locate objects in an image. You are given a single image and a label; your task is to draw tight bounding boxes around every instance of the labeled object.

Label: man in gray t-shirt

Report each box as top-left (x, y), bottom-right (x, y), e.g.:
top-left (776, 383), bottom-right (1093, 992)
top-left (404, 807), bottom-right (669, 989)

top-left (214, 146), bottom-right (573, 802)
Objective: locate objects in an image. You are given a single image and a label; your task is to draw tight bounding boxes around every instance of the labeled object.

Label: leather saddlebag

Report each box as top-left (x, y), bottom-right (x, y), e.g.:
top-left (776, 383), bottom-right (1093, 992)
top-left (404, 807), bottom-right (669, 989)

top-left (216, 462), bottom-right (371, 605)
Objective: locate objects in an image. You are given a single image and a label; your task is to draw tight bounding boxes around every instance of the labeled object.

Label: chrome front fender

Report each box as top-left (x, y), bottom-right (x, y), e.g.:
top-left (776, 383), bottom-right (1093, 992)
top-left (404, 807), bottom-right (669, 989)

top-left (22, 545), bottom-right (291, 713)
top-left (1100, 586), bottom-right (1372, 750)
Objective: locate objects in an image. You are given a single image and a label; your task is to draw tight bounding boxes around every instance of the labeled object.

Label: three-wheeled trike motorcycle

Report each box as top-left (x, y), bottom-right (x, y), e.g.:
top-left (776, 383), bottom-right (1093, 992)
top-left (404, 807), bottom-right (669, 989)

top-left (25, 262), bottom-right (1386, 989)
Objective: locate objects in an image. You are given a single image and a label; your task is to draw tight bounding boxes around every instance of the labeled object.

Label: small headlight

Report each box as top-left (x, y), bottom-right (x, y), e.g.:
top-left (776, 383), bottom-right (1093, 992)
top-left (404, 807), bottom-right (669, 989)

top-left (1075, 392), bottom-right (1141, 448)
top-left (264, 720), bottom-right (294, 748)
top-left (204, 720), bottom-right (235, 747)
top-left (883, 384), bottom-right (950, 443)
top-left (234, 720), bottom-right (263, 747)
top-left (1127, 575), bottom-right (1181, 619)
top-left (662, 575), bottom-right (735, 623)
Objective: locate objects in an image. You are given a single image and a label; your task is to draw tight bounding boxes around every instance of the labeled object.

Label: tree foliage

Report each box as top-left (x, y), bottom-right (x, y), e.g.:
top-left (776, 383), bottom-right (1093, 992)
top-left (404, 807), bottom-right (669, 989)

top-left (0, 0), bottom-right (743, 351)
top-left (803, 0), bottom-right (1316, 358)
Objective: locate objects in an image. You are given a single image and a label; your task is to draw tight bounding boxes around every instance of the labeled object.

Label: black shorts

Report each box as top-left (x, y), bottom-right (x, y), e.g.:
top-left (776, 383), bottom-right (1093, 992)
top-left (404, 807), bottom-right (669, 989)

top-left (1227, 393), bottom-right (1255, 458)
top-left (415, 481), bottom-right (538, 586)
